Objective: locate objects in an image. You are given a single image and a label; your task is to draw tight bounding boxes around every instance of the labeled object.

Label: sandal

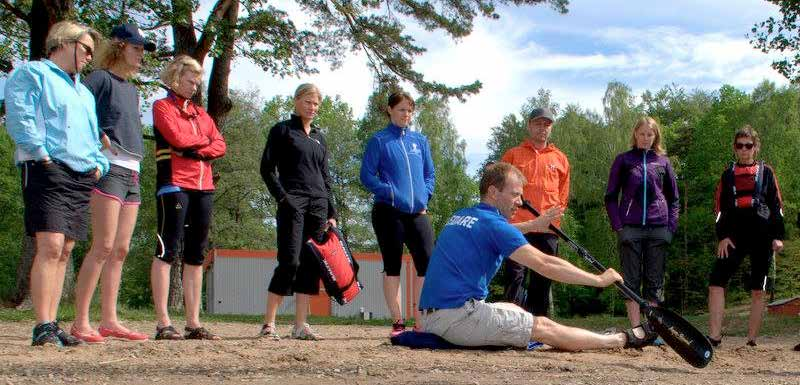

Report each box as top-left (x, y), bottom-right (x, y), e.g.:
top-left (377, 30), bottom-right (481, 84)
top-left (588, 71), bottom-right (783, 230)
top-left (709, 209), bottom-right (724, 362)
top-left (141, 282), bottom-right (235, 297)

top-left (623, 322), bottom-right (657, 349)
top-left (155, 325), bottom-right (184, 341)
top-left (184, 326), bottom-right (221, 340)
top-left (258, 324), bottom-right (281, 340)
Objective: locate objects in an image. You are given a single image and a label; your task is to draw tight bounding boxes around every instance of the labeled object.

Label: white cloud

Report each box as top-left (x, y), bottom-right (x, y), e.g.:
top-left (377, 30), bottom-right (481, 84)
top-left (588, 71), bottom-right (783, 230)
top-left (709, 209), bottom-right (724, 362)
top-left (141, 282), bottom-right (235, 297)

top-left (224, 1), bottom-right (787, 174)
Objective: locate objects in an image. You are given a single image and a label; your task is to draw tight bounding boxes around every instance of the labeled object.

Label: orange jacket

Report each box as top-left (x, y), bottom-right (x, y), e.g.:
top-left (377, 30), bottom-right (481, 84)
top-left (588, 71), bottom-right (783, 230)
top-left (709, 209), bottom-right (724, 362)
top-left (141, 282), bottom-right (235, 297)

top-left (501, 141), bottom-right (570, 230)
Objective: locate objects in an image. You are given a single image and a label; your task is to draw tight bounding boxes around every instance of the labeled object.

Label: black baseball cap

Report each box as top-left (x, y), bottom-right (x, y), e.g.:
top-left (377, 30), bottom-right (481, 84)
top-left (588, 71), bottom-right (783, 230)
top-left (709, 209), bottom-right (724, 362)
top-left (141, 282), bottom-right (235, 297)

top-left (528, 107), bottom-right (555, 123)
top-left (111, 23), bottom-right (156, 52)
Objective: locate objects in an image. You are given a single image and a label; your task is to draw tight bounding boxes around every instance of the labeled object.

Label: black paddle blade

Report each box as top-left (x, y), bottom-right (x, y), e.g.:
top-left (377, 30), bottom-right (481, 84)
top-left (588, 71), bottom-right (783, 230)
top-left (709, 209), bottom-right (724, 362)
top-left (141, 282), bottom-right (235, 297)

top-left (644, 306), bottom-right (713, 368)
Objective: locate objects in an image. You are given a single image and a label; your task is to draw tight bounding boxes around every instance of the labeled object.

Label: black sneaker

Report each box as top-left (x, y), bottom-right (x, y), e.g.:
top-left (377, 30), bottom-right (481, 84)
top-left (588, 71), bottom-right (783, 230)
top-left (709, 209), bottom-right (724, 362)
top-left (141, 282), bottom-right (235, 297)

top-left (746, 339), bottom-right (757, 347)
top-left (623, 322), bottom-right (658, 349)
top-left (31, 322), bottom-right (62, 347)
top-left (53, 322), bottom-right (85, 347)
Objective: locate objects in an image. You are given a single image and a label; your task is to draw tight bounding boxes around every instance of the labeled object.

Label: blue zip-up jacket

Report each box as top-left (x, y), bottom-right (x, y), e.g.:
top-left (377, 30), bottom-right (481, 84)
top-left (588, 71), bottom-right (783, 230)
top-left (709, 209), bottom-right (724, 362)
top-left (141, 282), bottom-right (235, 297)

top-left (4, 60), bottom-right (109, 174)
top-left (360, 123), bottom-right (435, 214)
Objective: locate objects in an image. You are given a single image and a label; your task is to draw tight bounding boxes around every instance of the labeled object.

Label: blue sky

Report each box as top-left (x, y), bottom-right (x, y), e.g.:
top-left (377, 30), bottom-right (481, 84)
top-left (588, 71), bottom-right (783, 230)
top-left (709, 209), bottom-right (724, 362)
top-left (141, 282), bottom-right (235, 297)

top-left (220, 0), bottom-right (786, 174)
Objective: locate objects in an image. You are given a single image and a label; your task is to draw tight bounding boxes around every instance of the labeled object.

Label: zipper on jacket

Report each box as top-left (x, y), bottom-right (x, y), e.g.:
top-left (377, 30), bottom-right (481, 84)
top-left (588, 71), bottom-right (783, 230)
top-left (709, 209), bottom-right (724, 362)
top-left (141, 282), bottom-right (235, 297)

top-left (642, 151), bottom-right (647, 226)
top-left (399, 129), bottom-right (414, 213)
top-left (189, 118), bottom-right (204, 190)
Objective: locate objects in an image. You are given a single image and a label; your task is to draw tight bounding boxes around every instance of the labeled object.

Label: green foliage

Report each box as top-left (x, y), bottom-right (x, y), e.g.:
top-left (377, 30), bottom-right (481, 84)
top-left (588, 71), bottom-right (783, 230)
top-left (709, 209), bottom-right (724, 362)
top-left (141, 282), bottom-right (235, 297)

top-left (750, 0), bottom-right (800, 83)
top-left (0, 128), bottom-right (23, 301)
top-left (483, 81), bottom-right (800, 316)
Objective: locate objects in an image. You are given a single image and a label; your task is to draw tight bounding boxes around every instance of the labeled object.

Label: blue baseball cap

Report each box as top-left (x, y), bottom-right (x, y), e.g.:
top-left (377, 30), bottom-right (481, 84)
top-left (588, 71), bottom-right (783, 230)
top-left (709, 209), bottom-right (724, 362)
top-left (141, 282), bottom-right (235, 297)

top-left (111, 23), bottom-right (156, 52)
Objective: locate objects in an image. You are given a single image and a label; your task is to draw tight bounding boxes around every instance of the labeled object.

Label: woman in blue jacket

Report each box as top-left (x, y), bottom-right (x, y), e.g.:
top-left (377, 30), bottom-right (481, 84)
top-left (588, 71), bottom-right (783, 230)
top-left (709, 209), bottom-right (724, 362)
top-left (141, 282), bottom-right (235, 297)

top-left (360, 91), bottom-right (435, 336)
top-left (604, 116), bottom-right (679, 332)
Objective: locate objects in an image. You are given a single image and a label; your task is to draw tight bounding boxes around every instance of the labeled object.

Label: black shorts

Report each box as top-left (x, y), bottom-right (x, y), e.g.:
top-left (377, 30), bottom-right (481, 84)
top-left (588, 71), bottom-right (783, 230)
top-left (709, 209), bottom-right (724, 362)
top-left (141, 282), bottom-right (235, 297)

top-left (709, 236), bottom-right (771, 291)
top-left (617, 225), bottom-right (672, 303)
top-left (93, 164), bottom-right (140, 205)
top-left (371, 202), bottom-right (433, 276)
top-left (21, 160), bottom-right (95, 241)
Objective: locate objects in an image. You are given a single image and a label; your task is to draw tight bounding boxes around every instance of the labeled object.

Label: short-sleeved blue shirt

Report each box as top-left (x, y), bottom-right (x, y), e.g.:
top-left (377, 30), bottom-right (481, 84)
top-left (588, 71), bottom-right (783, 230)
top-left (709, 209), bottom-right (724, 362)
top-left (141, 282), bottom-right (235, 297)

top-left (419, 202), bottom-right (529, 309)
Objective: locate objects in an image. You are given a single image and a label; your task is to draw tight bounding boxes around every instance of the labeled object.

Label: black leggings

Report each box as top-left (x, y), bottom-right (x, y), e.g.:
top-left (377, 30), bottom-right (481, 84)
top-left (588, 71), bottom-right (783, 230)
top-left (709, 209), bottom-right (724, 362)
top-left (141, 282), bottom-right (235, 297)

top-left (371, 203), bottom-right (433, 276)
top-left (155, 190), bottom-right (213, 266)
top-left (268, 195), bottom-right (328, 296)
top-left (504, 233), bottom-right (558, 316)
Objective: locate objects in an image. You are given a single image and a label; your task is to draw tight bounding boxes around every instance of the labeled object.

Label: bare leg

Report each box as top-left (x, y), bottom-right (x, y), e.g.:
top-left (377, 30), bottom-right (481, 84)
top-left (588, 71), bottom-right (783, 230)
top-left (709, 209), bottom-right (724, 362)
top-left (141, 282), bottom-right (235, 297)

top-left (151, 258), bottom-right (172, 327)
top-left (747, 290), bottom-right (765, 342)
top-left (708, 286), bottom-right (725, 340)
top-left (31, 232), bottom-right (66, 324)
top-left (533, 315), bottom-right (626, 351)
top-left (263, 292), bottom-right (284, 325)
top-left (99, 204), bottom-right (138, 331)
top-left (50, 239), bottom-right (75, 322)
top-left (413, 276), bottom-right (424, 328)
top-left (183, 264), bottom-right (204, 329)
top-left (383, 275), bottom-right (403, 322)
top-left (73, 195), bottom-right (121, 332)
top-left (295, 294), bottom-right (311, 328)
top-left (625, 300), bottom-right (641, 327)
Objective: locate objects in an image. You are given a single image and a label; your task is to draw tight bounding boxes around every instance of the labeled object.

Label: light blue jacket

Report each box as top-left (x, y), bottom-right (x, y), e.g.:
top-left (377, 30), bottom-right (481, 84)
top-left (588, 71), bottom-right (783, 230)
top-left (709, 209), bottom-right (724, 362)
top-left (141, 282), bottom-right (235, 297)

top-left (360, 123), bottom-right (435, 214)
top-left (4, 60), bottom-right (109, 174)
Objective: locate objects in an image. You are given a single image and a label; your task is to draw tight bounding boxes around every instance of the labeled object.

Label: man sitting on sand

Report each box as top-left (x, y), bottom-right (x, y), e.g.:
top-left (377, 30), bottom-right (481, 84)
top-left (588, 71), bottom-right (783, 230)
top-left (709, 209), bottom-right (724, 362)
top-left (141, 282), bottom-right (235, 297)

top-left (418, 162), bottom-right (655, 350)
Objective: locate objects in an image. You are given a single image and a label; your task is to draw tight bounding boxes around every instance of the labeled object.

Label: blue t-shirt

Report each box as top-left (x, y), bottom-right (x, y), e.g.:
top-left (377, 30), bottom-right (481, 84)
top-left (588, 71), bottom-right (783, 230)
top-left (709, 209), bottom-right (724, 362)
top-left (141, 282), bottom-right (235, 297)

top-left (419, 202), bottom-right (529, 309)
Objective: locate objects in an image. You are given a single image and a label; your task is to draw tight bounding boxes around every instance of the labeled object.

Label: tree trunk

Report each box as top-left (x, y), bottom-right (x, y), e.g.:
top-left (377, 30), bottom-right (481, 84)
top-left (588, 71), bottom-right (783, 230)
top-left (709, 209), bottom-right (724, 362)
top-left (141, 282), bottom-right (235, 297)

top-left (205, 0), bottom-right (238, 126)
top-left (13, 236), bottom-right (36, 309)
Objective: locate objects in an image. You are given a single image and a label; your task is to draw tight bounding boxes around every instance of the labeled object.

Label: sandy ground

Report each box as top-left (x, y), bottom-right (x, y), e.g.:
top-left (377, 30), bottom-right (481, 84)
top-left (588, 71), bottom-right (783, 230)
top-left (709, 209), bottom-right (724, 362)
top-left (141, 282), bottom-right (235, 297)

top-left (1, 321), bottom-right (799, 385)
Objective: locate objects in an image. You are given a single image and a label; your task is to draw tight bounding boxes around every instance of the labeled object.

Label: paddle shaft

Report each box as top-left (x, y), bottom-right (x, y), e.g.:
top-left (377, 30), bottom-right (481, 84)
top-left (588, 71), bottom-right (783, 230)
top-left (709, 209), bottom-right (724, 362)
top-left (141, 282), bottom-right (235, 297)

top-left (520, 201), bottom-right (649, 308)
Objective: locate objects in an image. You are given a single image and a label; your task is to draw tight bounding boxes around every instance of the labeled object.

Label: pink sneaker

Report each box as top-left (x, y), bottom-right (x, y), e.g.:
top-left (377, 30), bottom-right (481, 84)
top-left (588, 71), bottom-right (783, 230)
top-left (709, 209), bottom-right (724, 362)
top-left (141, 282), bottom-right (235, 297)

top-left (98, 326), bottom-right (149, 341)
top-left (70, 327), bottom-right (106, 344)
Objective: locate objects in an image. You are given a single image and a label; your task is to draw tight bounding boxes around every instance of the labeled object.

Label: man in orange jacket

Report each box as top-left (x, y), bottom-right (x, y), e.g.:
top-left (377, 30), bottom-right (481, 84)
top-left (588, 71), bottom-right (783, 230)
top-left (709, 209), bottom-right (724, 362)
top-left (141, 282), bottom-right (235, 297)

top-left (500, 107), bottom-right (570, 316)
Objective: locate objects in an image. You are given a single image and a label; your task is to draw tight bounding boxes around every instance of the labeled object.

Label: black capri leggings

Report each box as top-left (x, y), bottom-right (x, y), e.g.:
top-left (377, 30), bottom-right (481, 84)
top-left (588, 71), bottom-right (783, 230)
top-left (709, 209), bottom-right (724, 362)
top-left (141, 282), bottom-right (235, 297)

top-left (371, 202), bottom-right (433, 276)
top-left (268, 195), bottom-right (328, 296)
top-left (155, 190), bottom-right (213, 266)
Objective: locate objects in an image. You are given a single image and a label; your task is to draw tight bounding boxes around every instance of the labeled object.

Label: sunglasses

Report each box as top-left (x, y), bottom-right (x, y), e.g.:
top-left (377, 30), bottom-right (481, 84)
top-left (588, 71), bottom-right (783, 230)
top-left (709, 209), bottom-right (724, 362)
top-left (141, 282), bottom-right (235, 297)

top-left (74, 40), bottom-right (94, 57)
top-left (734, 142), bottom-right (754, 150)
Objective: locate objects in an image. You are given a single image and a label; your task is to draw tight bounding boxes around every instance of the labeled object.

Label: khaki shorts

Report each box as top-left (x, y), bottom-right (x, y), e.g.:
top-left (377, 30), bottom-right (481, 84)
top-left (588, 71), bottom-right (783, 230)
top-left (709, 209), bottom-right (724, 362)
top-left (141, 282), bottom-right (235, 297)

top-left (420, 299), bottom-right (535, 348)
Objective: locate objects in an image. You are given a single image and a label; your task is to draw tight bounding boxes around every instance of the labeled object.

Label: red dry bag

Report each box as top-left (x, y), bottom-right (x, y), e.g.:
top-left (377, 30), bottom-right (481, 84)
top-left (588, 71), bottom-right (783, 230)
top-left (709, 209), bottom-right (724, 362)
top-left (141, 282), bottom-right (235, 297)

top-left (305, 227), bottom-right (363, 305)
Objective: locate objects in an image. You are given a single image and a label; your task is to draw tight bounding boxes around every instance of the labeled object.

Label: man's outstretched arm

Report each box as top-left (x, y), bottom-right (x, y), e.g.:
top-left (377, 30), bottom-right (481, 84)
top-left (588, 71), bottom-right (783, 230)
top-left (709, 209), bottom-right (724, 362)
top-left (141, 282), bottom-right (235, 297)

top-left (508, 244), bottom-right (621, 288)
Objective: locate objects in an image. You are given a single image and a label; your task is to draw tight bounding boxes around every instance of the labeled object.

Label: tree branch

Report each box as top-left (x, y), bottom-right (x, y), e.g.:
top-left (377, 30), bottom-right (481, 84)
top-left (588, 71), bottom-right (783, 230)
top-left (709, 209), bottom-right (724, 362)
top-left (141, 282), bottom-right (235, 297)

top-left (0, 0), bottom-right (30, 23)
top-left (194, 0), bottom-right (234, 60)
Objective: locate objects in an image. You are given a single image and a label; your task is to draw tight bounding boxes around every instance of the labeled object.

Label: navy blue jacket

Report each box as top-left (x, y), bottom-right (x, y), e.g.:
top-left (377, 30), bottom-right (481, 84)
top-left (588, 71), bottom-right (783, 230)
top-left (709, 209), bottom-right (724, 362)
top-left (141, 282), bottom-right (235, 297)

top-left (360, 123), bottom-right (435, 214)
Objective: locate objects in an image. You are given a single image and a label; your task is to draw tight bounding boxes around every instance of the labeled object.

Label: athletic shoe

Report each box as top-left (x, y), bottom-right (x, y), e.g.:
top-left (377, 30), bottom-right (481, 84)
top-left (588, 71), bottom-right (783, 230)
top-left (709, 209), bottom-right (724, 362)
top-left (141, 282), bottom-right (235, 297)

top-left (746, 339), bottom-right (757, 347)
top-left (70, 327), bottom-right (106, 344)
top-left (793, 342), bottom-right (800, 351)
top-left (390, 320), bottom-right (406, 337)
top-left (98, 326), bottom-right (148, 341)
top-left (623, 322), bottom-right (657, 349)
top-left (258, 323), bottom-right (281, 340)
top-left (31, 322), bottom-right (62, 347)
top-left (291, 323), bottom-right (323, 341)
top-left (54, 323), bottom-right (85, 347)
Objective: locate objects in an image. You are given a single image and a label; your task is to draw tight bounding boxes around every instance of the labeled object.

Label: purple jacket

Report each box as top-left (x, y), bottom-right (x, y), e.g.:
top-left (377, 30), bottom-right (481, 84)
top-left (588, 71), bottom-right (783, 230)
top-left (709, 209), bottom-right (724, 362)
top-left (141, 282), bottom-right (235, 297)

top-left (604, 148), bottom-right (679, 233)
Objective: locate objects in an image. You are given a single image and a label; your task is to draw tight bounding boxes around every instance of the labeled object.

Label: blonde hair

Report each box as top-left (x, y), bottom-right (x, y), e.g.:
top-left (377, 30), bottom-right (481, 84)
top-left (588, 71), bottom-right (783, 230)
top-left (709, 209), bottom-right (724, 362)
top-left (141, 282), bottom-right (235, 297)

top-left (92, 39), bottom-right (127, 74)
top-left (46, 20), bottom-right (100, 56)
top-left (160, 55), bottom-right (203, 90)
top-left (294, 83), bottom-right (321, 102)
top-left (630, 116), bottom-right (666, 155)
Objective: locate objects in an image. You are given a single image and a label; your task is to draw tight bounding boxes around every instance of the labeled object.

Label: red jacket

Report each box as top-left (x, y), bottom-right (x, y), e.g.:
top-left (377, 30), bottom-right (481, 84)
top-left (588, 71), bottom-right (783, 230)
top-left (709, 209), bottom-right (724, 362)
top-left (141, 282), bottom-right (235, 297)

top-left (153, 94), bottom-right (226, 191)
